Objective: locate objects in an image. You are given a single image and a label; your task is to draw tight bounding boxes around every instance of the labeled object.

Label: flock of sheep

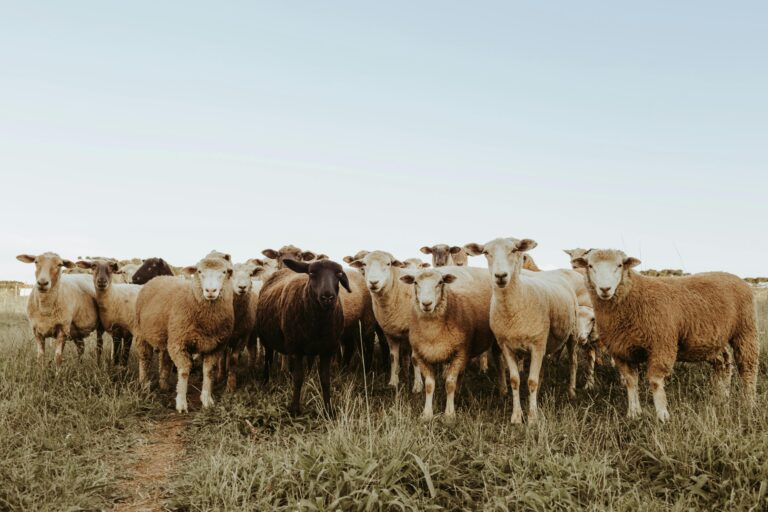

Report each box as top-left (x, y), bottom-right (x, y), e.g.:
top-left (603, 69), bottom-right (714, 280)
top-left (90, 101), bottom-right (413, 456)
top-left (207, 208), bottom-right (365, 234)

top-left (16, 238), bottom-right (760, 423)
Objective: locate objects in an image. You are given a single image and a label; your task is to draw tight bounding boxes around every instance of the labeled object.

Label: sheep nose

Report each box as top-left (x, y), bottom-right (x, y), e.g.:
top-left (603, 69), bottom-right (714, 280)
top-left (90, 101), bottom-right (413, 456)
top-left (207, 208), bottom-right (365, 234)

top-left (494, 273), bottom-right (508, 280)
top-left (37, 279), bottom-right (49, 286)
top-left (421, 301), bottom-right (433, 308)
top-left (369, 280), bottom-right (379, 287)
top-left (320, 293), bottom-right (336, 302)
top-left (205, 288), bottom-right (217, 294)
top-left (238, 285), bottom-right (247, 292)
top-left (600, 287), bottom-right (611, 294)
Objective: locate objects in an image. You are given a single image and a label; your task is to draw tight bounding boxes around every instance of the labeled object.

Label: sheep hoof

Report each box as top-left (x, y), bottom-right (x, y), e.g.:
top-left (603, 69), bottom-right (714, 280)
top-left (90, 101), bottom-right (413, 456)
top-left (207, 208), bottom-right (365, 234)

top-left (412, 382), bottom-right (423, 394)
top-left (656, 410), bottom-right (670, 423)
top-left (176, 397), bottom-right (189, 413)
top-left (584, 380), bottom-right (595, 391)
top-left (159, 380), bottom-right (170, 392)
top-left (568, 389), bottom-right (577, 400)
top-left (388, 377), bottom-right (399, 388)
top-left (420, 412), bottom-right (434, 422)
top-left (511, 412), bottom-right (523, 424)
top-left (201, 393), bottom-right (214, 408)
top-left (626, 410), bottom-right (640, 420)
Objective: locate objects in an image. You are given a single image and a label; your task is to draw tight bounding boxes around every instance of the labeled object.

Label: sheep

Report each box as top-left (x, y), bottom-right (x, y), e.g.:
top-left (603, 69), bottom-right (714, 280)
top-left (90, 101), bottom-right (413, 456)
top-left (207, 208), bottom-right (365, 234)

top-left (17, 253), bottom-right (104, 366)
top-left (399, 267), bottom-right (497, 419)
top-left (257, 258), bottom-right (349, 415)
top-left (261, 245), bottom-right (315, 269)
top-left (572, 249), bottom-right (759, 422)
top-left (403, 258), bottom-right (431, 270)
top-left (464, 238), bottom-right (579, 424)
top-left (217, 260), bottom-right (261, 392)
top-left (133, 254), bottom-right (234, 413)
top-left (420, 244), bottom-right (468, 267)
top-left (131, 257), bottom-right (175, 284)
top-left (337, 268), bottom-right (379, 371)
top-left (75, 259), bottom-right (141, 366)
top-left (343, 251), bottom-right (370, 265)
top-left (349, 251), bottom-right (423, 392)
top-left (112, 263), bottom-right (140, 284)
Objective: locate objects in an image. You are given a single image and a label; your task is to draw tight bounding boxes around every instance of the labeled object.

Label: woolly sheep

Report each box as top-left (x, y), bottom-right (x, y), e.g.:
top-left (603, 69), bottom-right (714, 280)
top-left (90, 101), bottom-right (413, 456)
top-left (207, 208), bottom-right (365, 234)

top-left (420, 244), bottom-right (467, 267)
top-left (134, 254), bottom-right (235, 413)
top-left (76, 259), bottom-right (142, 366)
top-left (17, 253), bottom-right (104, 366)
top-left (349, 251), bottom-right (423, 392)
top-left (572, 249), bottom-right (759, 422)
top-left (464, 238), bottom-right (579, 424)
top-left (403, 258), bottom-right (431, 270)
top-left (400, 267), bottom-right (498, 419)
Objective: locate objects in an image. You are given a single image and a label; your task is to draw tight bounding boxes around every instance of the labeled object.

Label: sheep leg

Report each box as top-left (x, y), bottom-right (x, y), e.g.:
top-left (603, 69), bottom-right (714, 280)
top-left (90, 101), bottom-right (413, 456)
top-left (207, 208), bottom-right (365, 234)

top-left (318, 353), bottom-right (334, 418)
top-left (35, 333), bottom-right (46, 365)
top-left (567, 338), bottom-right (578, 400)
top-left (201, 353), bottom-right (216, 408)
top-left (584, 346), bottom-right (596, 390)
top-left (647, 359), bottom-right (671, 422)
top-left (341, 333), bottom-right (355, 369)
top-left (169, 347), bottom-right (192, 413)
top-left (54, 330), bottom-right (66, 367)
top-left (214, 350), bottom-right (226, 383)
top-left (226, 345), bottom-right (238, 393)
top-left (412, 358), bottom-right (423, 394)
top-left (387, 336), bottom-right (401, 388)
top-left (416, 357), bottom-right (436, 421)
top-left (527, 346), bottom-right (545, 424)
top-left (501, 346), bottom-right (523, 424)
top-left (95, 326), bottom-right (104, 365)
top-left (478, 350), bottom-right (489, 374)
top-left (135, 338), bottom-right (153, 389)
top-left (111, 331), bottom-right (121, 366)
top-left (614, 359), bottom-right (641, 419)
top-left (493, 345), bottom-right (508, 397)
top-left (710, 350), bottom-right (733, 399)
top-left (375, 325), bottom-right (390, 373)
top-left (158, 350), bottom-right (173, 391)
top-left (121, 333), bottom-right (133, 366)
top-left (444, 356), bottom-right (467, 419)
top-left (731, 329), bottom-right (759, 405)
top-left (288, 354), bottom-right (304, 416)
top-left (263, 347), bottom-right (273, 385)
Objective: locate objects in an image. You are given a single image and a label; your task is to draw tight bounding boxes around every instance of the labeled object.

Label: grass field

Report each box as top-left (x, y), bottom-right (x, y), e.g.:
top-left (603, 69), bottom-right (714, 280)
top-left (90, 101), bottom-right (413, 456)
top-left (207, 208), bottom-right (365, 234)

top-left (1, 292), bottom-right (767, 511)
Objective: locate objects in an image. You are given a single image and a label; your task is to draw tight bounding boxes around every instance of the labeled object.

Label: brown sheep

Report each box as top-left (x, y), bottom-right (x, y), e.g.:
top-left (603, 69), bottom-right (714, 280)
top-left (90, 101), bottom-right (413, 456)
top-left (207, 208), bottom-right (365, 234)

top-left (420, 244), bottom-right (467, 267)
top-left (261, 245), bottom-right (315, 269)
top-left (219, 261), bottom-right (260, 392)
top-left (257, 258), bottom-right (349, 416)
top-left (134, 254), bottom-right (234, 413)
top-left (400, 267), bottom-right (497, 419)
top-left (573, 249), bottom-right (759, 422)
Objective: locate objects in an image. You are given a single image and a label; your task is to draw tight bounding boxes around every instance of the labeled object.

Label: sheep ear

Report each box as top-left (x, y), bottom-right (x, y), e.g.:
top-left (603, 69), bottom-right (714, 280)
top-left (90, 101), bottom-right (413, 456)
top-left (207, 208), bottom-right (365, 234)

top-left (62, 260), bottom-right (76, 269)
top-left (316, 254), bottom-right (329, 261)
top-left (392, 260), bottom-right (405, 268)
top-left (420, 246), bottom-right (433, 255)
top-left (109, 262), bottom-right (120, 273)
top-left (400, 274), bottom-right (415, 284)
top-left (183, 266), bottom-right (197, 275)
top-left (420, 262), bottom-right (431, 268)
top-left (76, 260), bottom-right (93, 269)
top-left (339, 271), bottom-right (352, 293)
top-left (300, 251), bottom-right (316, 262)
top-left (284, 258), bottom-right (310, 274)
top-left (572, 257), bottom-right (588, 269)
top-left (343, 256), bottom-right (354, 264)
top-left (262, 249), bottom-right (279, 259)
top-left (463, 243), bottom-right (484, 256)
top-left (251, 266), bottom-right (265, 277)
top-left (248, 258), bottom-right (265, 267)
top-left (623, 257), bottom-right (641, 269)
top-left (226, 268), bottom-right (233, 277)
top-left (449, 246), bottom-right (462, 254)
top-left (515, 239), bottom-right (537, 252)
top-left (442, 274), bottom-right (457, 284)
top-left (349, 260), bottom-right (365, 269)
top-left (17, 254), bottom-right (36, 264)
top-left (563, 249), bottom-right (574, 257)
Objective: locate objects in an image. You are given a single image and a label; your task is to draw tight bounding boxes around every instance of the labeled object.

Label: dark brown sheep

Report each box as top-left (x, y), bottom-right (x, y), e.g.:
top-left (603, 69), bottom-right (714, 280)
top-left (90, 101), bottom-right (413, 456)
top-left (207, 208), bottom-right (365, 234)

top-left (131, 257), bottom-right (175, 284)
top-left (257, 258), bottom-right (350, 416)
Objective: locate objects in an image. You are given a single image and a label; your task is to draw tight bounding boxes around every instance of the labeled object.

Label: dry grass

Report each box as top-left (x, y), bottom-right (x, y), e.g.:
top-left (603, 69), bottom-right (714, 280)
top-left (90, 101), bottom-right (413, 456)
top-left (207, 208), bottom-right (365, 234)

top-left (0, 292), bottom-right (766, 510)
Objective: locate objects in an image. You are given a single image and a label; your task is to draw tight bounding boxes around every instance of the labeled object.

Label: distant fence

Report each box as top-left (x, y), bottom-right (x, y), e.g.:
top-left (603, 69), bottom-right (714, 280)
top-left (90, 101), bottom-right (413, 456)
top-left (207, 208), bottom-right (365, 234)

top-left (0, 281), bottom-right (32, 298)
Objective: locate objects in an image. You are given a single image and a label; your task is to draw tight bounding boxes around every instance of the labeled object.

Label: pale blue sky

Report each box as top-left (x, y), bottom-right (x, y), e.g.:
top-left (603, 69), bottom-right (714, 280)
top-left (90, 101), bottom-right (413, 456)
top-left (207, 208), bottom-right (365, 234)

top-left (1, 1), bottom-right (766, 281)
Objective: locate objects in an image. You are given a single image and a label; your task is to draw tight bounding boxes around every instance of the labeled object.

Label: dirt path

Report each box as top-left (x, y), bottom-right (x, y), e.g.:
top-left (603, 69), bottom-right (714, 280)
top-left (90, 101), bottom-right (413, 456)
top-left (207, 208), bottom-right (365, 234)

top-left (113, 413), bottom-right (189, 512)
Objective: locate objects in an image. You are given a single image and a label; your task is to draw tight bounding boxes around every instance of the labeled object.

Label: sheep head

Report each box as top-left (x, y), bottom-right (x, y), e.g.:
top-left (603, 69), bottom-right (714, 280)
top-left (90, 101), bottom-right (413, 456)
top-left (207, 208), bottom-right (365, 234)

top-left (400, 270), bottom-right (456, 314)
top-left (284, 258), bottom-right (351, 310)
top-left (17, 252), bottom-right (75, 292)
top-left (572, 249), bottom-right (641, 301)
top-left (464, 238), bottom-right (537, 288)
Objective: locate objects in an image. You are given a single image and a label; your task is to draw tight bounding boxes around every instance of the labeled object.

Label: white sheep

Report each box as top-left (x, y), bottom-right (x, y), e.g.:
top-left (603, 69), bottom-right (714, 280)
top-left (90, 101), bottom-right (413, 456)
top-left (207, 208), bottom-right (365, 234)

top-left (464, 238), bottom-right (579, 424)
top-left (17, 252), bottom-right (104, 366)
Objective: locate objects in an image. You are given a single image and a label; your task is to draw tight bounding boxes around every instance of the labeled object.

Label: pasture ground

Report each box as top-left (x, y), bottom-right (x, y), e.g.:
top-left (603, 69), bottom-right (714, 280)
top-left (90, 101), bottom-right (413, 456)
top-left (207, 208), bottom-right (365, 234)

top-left (1, 291), bottom-right (767, 511)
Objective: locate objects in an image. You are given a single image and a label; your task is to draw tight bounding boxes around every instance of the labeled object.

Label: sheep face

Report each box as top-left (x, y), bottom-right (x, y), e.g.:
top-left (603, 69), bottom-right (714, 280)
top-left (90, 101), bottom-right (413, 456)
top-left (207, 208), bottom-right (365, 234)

top-left (349, 251), bottom-right (404, 294)
top-left (464, 238), bottom-right (537, 288)
top-left (231, 262), bottom-right (258, 296)
top-left (284, 259), bottom-right (351, 309)
top-left (247, 258), bottom-right (277, 282)
top-left (17, 252), bottom-right (75, 293)
top-left (572, 249), bottom-right (641, 301)
top-left (261, 245), bottom-right (315, 269)
top-left (403, 258), bottom-right (431, 270)
top-left (563, 248), bottom-right (590, 270)
top-left (76, 259), bottom-right (120, 291)
top-left (184, 258), bottom-right (233, 301)
top-left (400, 270), bottom-right (456, 314)
top-left (576, 306), bottom-right (596, 345)
top-left (420, 244), bottom-right (463, 267)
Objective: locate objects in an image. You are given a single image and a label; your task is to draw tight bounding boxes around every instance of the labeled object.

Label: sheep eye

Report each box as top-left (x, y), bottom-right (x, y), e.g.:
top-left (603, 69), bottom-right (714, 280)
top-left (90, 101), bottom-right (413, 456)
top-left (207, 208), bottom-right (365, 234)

top-left (588, 265), bottom-right (593, 269)
top-left (617, 264), bottom-right (622, 268)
